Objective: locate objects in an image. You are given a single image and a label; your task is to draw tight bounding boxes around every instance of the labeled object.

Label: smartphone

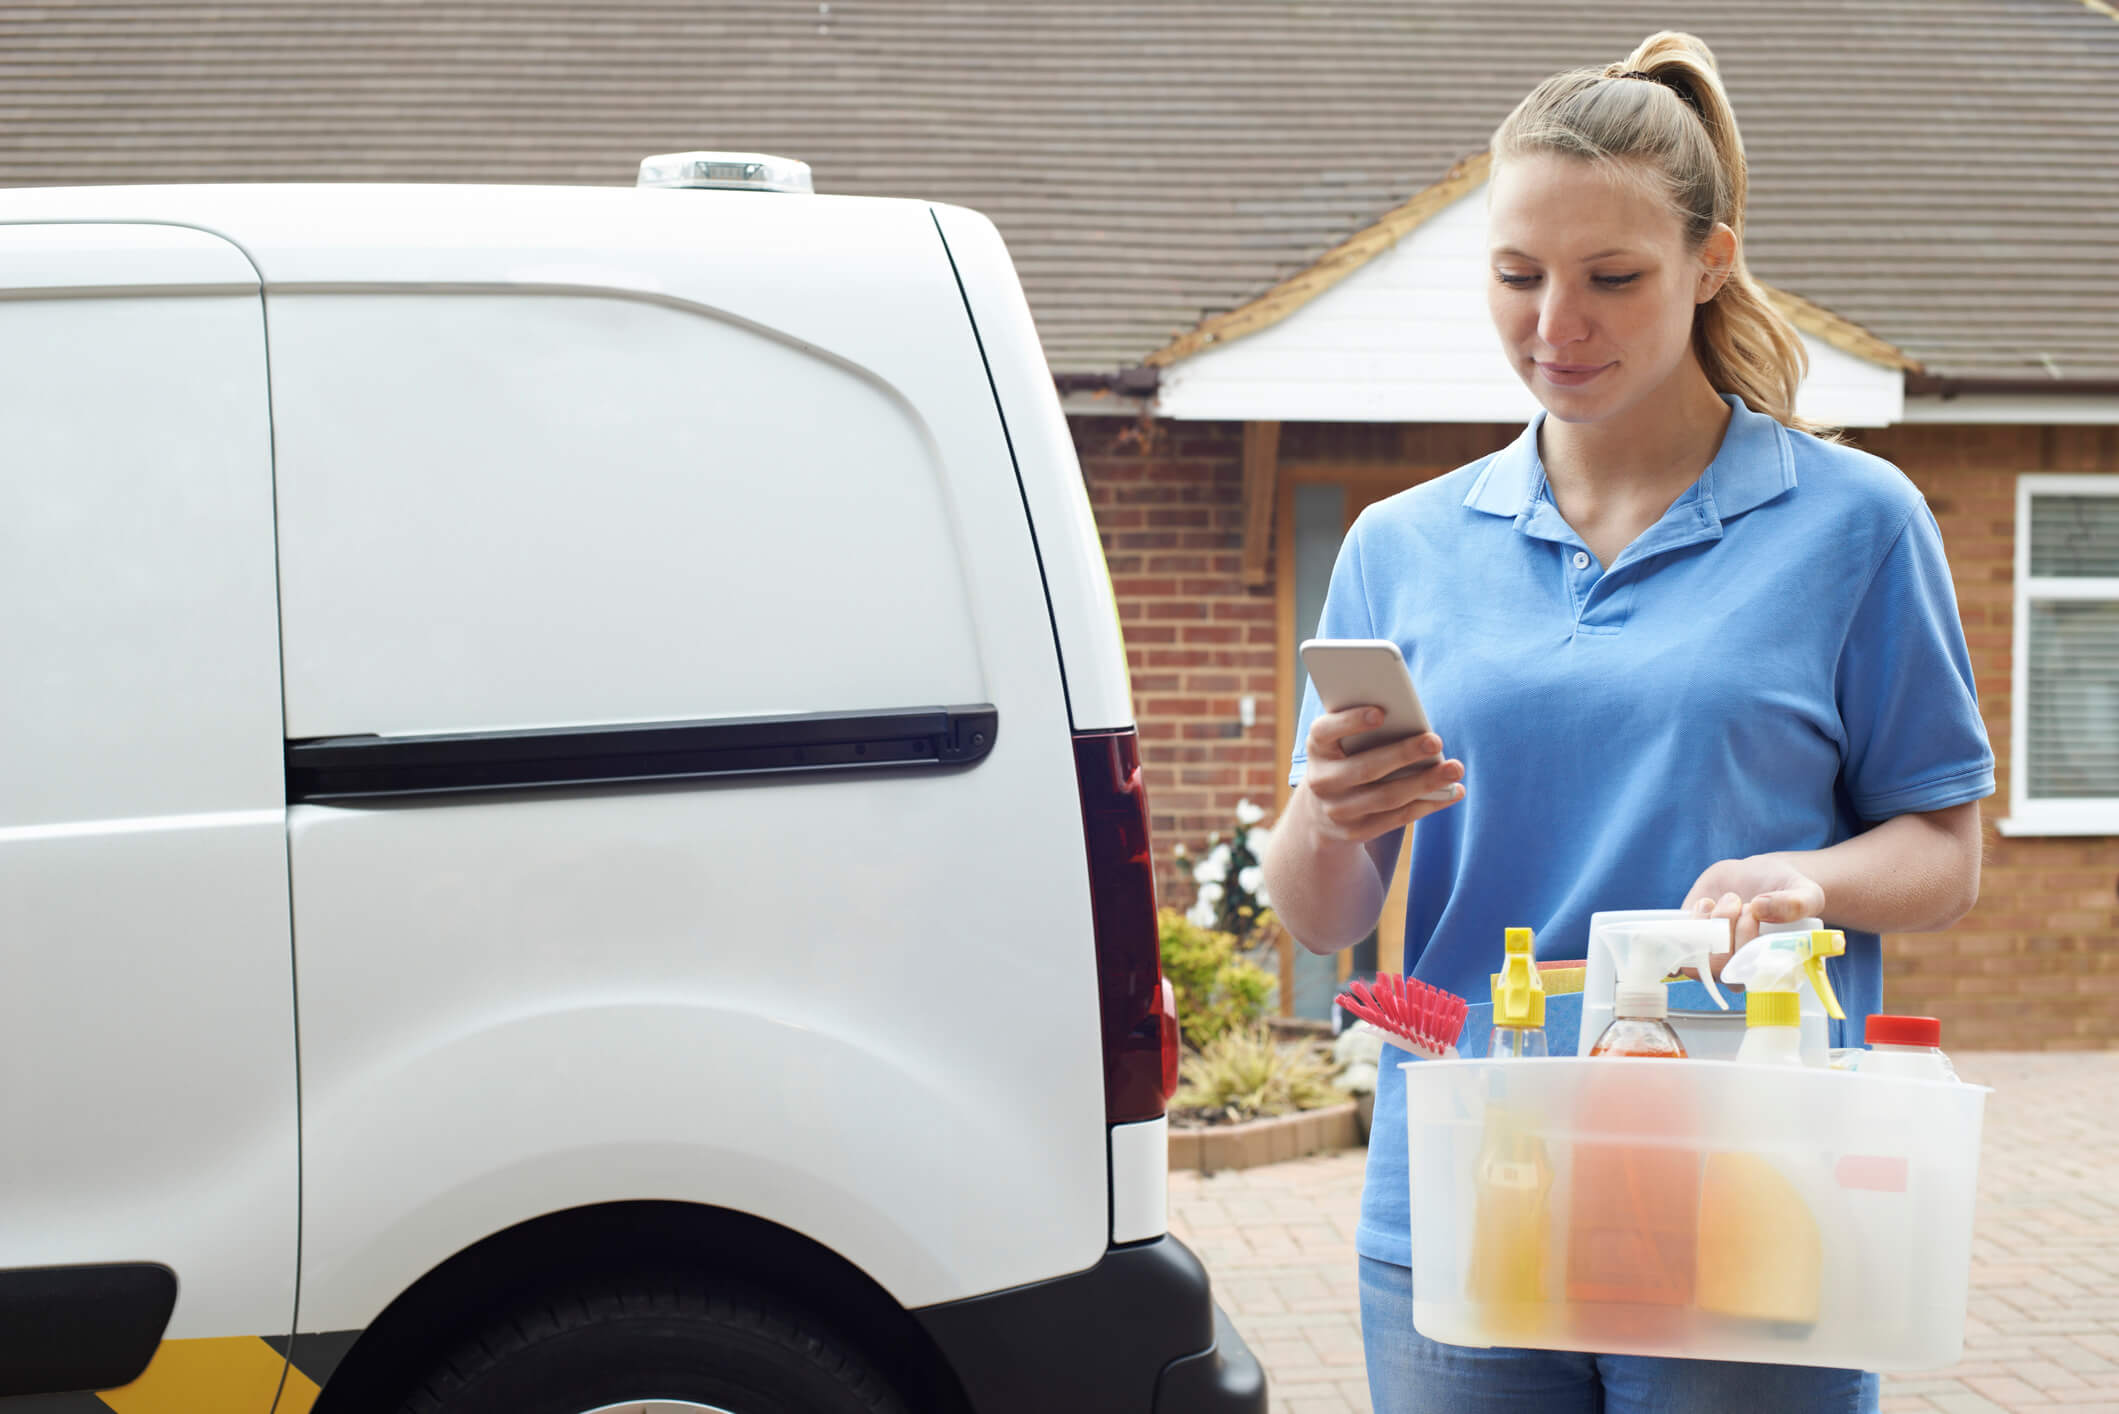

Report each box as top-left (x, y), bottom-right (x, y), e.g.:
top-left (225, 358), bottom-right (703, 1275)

top-left (1298, 638), bottom-right (1451, 797)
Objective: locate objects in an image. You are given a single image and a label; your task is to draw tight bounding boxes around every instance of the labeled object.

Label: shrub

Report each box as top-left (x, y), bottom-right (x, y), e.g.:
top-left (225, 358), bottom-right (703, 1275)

top-left (1175, 798), bottom-right (1275, 947)
top-left (1171, 1025), bottom-right (1344, 1125)
top-left (1160, 908), bottom-right (1275, 1050)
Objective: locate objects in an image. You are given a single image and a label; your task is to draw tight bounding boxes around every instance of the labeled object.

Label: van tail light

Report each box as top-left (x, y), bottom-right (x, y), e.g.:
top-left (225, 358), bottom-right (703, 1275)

top-left (1072, 729), bottom-right (1177, 1123)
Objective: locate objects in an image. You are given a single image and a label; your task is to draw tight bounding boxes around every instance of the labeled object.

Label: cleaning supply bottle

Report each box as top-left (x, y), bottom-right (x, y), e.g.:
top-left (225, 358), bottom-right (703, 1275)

top-left (1587, 919), bottom-right (1731, 1058)
top-left (1694, 930), bottom-right (1849, 1331)
top-left (1690, 930), bottom-right (1850, 1330)
top-left (1486, 926), bottom-right (1548, 1060)
top-left (1721, 928), bottom-right (1849, 1067)
top-left (1863, 1015), bottom-right (1957, 1081)
top-left (1468, 928), bottom-right (1553, 1340)
top-left (1567, 919), bottom-right (1731, 1343)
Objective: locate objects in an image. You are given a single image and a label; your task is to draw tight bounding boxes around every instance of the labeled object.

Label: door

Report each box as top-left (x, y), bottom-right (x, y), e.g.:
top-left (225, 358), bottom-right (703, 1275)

top-left (1276, 464), bottom-right (1457, 1013)
top-left (0, 225), bottom-right (300, 1410)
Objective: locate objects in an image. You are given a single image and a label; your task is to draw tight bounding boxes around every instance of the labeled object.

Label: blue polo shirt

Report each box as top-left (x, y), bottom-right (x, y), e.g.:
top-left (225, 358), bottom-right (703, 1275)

top-left (1287, 395), bottom-right (1994, 1268)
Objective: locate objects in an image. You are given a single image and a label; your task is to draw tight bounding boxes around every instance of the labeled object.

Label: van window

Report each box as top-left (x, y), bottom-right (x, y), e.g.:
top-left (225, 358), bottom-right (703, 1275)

top-left (268, 293), bottom-right (986, 739)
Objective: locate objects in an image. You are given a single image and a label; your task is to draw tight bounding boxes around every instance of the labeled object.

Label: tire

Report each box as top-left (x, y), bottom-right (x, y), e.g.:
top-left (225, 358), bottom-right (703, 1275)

top-left (401, 1275), bottom-right (910, 1414)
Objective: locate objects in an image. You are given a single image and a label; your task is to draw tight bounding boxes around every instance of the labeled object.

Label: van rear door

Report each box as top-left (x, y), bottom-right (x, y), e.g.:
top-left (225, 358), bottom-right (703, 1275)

top-left (0, 224), bottom-right (298, 1408)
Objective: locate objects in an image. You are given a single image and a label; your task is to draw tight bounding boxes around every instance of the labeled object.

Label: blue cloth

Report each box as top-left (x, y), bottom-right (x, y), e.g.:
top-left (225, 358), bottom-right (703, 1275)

top-left (1287, 397), bottom-right (1994, 1269)
top-left (1358, 1255), bottom-right (1880, 1413)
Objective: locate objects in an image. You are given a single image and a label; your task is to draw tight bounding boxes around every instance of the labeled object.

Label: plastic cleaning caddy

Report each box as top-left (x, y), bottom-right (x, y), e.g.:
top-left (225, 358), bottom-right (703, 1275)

top-left (1403, 913), bottom-right (1990, 1371)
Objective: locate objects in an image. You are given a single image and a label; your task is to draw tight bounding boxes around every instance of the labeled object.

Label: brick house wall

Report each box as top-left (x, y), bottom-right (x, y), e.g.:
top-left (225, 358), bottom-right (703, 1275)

top-left (1074, 417), bottom-right (1270, 901)
top-left (1072, 413), bottom-right (2119, 1050)
top-left (1856, 424), bottom-right (2119, 1050)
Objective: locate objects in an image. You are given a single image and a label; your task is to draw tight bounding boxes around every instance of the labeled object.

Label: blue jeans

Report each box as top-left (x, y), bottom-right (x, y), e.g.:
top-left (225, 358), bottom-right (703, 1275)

top-left (1358, 1256), bottom-right (1879, 1414)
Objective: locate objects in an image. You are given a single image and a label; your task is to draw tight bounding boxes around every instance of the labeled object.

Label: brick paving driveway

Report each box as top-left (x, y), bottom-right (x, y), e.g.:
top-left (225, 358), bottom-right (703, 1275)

top-left (1173, 1053), bottom-right (2119, 1414)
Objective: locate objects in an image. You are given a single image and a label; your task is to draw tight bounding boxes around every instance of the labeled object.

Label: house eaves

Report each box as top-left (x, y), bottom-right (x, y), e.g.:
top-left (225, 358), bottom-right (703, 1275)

top-left (1141, 149), bottom-right (1928, 380)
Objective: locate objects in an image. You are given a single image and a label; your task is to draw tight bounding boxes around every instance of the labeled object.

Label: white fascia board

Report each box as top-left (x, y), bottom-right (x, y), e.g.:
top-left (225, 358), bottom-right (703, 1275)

top-left (1900, 394), bottom-right (2119, 425)
top-left (1151, 178), bottom-right (1904, 427)
top-left (1057, 392), bottom-right (1155, 420)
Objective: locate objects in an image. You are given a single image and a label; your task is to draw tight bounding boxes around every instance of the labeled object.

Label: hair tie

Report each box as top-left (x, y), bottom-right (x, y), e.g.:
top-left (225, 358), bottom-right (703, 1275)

top-left (1615, 68), bottom-right (1705, 117)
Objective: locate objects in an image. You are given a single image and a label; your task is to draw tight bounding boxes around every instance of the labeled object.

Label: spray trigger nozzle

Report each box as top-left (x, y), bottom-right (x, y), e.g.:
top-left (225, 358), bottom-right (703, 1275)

top-left (1722, 929), bottom-right (1848, 1020)
top-left (1492, 927), bottom-right (1546, 1029)
top-left (1600, 918), bottom-right (1732, 1015)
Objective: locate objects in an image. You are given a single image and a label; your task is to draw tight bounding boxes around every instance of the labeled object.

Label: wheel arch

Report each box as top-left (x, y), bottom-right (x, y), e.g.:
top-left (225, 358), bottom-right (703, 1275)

top-left (307, 1199), bottom-right (974, 1414)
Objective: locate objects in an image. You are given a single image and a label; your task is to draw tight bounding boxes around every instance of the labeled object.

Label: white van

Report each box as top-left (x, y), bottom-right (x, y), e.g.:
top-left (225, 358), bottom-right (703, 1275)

top-left (0, 155), bottom-right (1264, 1414)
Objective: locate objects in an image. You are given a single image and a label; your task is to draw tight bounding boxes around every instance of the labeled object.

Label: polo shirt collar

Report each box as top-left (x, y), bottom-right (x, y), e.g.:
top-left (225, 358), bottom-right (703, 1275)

top-left (1463, 395), bottom-right (1798, 527)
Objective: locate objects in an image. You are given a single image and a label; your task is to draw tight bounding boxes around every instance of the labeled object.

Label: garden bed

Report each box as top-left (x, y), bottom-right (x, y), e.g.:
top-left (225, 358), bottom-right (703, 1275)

top-left (1168, 1100), bottom-right (1363, 1174)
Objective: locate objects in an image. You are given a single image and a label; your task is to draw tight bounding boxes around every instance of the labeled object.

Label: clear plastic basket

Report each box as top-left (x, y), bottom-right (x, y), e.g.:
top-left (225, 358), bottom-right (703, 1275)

top-left (1402, 1056), bottom-right (1988, 1371)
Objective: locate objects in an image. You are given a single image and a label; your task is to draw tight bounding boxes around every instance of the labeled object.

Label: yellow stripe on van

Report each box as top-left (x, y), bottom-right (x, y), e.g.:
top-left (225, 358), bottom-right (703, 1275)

top-left (94, 1335), bottom-right (312, 1414)
top-left (275, 1362), bottom-right (323, 1414)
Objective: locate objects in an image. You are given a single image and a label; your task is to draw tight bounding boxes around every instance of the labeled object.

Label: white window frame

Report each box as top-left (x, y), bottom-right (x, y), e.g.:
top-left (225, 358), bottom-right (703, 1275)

top-left (2001, 473), bottom-right (2119, 836)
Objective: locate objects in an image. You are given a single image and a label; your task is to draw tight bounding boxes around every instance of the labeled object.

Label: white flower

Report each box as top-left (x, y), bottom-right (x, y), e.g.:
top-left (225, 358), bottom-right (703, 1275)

top-left (1193, 847), bottom-right (1230, 885)
top-left (1235, 798), bottom-right (1266, 826)
top-left (1173, 843), bottom-right (1188, 859)
top-left (1197, 881), bottom-right (1225, 906)
top-left (1238, 865), bottom-right (1264, 896)
top-left (1186, 898), bottom-right (1217, 928)
top-left (1244, 825), bottom-right (1271, 858)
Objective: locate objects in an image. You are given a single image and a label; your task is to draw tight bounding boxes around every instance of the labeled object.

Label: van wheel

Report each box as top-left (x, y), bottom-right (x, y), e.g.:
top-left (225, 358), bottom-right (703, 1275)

top-left (401, 1277), bottom-right (909, 1414)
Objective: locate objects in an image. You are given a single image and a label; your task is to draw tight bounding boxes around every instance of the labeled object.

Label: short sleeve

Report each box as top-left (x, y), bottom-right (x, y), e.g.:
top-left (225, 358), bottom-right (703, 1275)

top-left (1836, 501), bottom-right (1995, 820)
top-left (1288, 519), bottom-right (1380, 787)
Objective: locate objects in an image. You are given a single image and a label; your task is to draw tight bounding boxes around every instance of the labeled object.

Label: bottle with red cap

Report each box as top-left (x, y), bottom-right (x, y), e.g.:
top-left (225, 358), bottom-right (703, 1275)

top-left (1862, 1014), bottom-right (1958, 1082)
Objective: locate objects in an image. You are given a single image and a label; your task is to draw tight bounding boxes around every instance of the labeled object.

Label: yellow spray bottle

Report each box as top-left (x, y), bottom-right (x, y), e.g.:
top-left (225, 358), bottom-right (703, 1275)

top-left (1468, 928), bottom-right (1553, 1339)
top-left (1488, 926), bottom-right (1549, 1060)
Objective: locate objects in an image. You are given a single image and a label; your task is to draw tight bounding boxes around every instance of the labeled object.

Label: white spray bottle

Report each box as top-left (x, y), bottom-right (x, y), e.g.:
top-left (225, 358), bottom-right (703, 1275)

top-left (1721, 929), bottom-right (1848, 1067)
top-left (1585, 919), bottom-right (1732, 1059)
top-left (1696, 929), bottom-right (1851, 1329)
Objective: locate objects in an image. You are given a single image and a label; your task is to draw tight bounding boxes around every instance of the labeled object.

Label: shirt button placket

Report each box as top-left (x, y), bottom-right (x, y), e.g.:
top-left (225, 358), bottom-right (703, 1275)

top-left (1569, 549), bottom-right (1598, 626)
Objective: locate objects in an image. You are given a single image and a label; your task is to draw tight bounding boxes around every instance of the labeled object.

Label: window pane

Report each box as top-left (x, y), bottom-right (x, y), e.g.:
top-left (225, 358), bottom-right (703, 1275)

top-left (2030, 494), bottom-right (2119, 578)
top-left (2028, 599), bottom-right (2119, 799)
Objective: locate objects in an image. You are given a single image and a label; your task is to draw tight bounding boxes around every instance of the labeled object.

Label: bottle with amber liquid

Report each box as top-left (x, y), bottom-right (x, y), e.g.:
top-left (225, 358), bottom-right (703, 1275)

top-left (1569, 920), bottom-right (1729, 1344)
top-left (1588, 1004), bottom-right (1688, 1058)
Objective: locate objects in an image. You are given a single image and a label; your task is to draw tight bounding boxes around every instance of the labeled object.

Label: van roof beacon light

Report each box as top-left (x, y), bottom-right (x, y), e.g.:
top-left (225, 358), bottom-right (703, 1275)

top-left (637, 152), bottom-right (813, 194)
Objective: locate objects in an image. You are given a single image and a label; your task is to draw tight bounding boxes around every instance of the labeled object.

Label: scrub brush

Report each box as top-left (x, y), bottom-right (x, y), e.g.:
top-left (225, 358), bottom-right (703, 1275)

top-left (1337, 973), bottom-right (1469, 1060)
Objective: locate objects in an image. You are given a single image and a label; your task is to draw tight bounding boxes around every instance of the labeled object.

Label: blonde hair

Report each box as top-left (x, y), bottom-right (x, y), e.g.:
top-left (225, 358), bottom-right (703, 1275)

top-left (1492, 32), bottom-right (1831, 437)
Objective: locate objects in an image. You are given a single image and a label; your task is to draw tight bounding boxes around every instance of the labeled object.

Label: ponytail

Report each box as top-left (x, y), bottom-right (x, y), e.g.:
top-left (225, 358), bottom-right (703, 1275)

top-left (1493, 31), bottom-right (1831, 437)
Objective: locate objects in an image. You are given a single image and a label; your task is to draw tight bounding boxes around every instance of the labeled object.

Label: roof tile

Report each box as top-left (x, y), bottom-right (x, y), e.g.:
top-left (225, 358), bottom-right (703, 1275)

top-left (0, 0), bottom-right (2112, 379)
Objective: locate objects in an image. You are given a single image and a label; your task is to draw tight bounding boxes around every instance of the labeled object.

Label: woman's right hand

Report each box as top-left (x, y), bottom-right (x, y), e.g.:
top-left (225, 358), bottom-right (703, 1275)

top-left (1297, 707), bottom-right (1466, 844)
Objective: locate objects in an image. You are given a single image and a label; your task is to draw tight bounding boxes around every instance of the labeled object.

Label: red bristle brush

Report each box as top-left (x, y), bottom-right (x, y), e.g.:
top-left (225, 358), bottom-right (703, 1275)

top-left (1337, 972), bottom-right (1469, 1060)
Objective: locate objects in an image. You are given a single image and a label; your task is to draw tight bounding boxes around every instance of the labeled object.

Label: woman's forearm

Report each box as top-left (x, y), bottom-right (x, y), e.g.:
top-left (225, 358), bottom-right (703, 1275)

top-left (1262, 784), bottom-right (1400, 955)
top-left (1772, 802), bottom-right (1983, 935)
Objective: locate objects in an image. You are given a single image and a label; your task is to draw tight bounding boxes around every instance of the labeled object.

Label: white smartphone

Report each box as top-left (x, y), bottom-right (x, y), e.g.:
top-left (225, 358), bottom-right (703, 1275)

top-left (1298, 638), bottom-right (1451, 797)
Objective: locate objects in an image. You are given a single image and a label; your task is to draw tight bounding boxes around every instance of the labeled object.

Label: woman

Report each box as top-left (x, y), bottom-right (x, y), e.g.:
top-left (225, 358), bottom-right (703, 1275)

top-left (1261, 31), bottom-right (1991, 1414)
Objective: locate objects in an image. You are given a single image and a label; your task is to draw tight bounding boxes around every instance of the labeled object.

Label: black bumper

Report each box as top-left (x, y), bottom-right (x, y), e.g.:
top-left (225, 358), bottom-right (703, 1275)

top-left (916, 1234), bottom-right (1266, 1414)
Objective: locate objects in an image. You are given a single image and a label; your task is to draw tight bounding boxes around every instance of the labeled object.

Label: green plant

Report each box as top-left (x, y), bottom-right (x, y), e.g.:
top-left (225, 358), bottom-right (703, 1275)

top-left (1159, 908), bottom-right (1275, 1050)
top-left (1171, 1025), bottom-right (1344, 1125)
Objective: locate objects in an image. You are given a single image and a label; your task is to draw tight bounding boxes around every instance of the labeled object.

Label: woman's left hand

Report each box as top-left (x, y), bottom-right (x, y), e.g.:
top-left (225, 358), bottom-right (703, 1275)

top-left (1680, 854), bottom-right (1827, 966)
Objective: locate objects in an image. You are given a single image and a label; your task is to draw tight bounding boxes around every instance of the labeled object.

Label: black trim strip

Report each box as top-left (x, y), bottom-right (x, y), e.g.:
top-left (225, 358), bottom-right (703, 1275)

top-left (0, 1263), bottom-right (176, 1398)
top-left (286, 705), bottom-right (998, 802)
